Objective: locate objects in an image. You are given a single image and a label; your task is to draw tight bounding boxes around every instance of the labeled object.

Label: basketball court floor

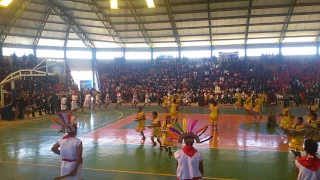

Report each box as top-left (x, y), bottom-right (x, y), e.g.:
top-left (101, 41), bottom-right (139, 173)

top-left (0, 105), bottom-right (307, 180)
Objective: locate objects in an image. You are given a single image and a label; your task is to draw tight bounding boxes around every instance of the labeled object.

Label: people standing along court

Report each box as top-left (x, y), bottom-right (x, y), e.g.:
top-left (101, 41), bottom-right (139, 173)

top-left (82, 92), bottom-right (91, 112)
top-left (71, 92), bottom-right (78, 113)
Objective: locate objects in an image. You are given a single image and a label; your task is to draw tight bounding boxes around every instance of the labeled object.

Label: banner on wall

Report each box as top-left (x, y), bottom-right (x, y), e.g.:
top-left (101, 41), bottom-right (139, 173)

top-left (157, 54), bottom-right (174, 61)
top-left (80, 80), bottom-right (92, 89)
top-left (218, 52), bottom-right (238, 61)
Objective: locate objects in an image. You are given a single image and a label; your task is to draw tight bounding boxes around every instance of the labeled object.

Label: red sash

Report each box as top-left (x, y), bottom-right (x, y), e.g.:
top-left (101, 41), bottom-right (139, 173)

top-left (62, 159), bottom-right (76, 162)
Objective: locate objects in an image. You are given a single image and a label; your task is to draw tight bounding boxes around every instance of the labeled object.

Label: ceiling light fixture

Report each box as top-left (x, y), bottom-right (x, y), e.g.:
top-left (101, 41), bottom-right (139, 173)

top-left (146, 0), bottom-right (155, 8)
top-left (110, 0), bottom-right (118, 9)
top-left (0, 0), bottom-right (13, 7)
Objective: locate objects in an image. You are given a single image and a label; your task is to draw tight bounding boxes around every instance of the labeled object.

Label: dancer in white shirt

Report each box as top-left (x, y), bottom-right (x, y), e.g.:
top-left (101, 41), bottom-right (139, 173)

top-left (61, 95), bottom-right (68, 111)
top-left (105, 92), bottom-right (111, 108)
top-left (143, 92), bottom-right (151, 107)
top-left (169, 119), bottom-right (212, 180)
top-left (82, 92), bottom-right (91, 112)
top-left (51, 113), bottom-right (83, 180)
top-left (94, 91), bottom-right (101, 109)
top-left (116, 92), bottom-right (123, 108)
top-left (71, 92), bottom-right (78, 113)
top-left (132, 92), bottom-right (138, 107)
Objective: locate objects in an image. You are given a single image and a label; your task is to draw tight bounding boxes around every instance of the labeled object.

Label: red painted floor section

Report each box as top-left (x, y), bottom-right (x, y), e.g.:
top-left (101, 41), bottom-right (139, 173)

top-left (82, 113), bottom-right (291, 152)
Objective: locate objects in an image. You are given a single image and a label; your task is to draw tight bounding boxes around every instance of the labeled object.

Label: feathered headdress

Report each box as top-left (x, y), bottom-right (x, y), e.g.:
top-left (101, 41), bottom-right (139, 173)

top-left (167, 118), bottom-right (212, 144)
top-left (51, 113), bottom-right (78, 133)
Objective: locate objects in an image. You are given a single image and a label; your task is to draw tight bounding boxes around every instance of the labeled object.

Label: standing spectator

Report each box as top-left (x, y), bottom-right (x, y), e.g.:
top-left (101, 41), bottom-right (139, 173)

top-left (295, 139), bottom-right (320, 179)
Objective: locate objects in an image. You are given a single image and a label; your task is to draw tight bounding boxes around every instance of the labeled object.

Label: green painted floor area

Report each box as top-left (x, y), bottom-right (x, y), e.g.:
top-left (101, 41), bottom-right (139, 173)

top-left (0, 106), bottom-right (310, 180)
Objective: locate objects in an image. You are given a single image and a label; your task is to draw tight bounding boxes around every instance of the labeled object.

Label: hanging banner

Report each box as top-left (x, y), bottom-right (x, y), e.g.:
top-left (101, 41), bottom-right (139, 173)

top-left (218, 52), bottom-right (238, 61)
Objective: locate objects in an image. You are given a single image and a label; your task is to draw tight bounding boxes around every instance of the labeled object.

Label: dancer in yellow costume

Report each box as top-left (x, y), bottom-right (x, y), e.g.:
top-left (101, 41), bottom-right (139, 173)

top-left (147, 111), bottom-right (162, 148)
top-left (244, 94), bottom-right (253, 115)
top-left (162, 95), bottom-right (169, 113)
top-left (279, 104), bottom-right (294, 135)
top-left (170, 99), bottom-right (179, 120)
top-left (134, 107), bottom-right (146, 142)
top-left (288, 117), bottom-right (305, 158)
top-left (209, 99), bottom-right (219, 132)
top-left (161, 115), bottom-right (174, 156)
top-left (177, 93), bottom-right (182, 105)
top-left (253, 96), bottom-right (262, 119)
top-left (306, 110), bottom-right (318, 125)
top-left (235, 91), bottom-right (242, 108)
top-left (308, 102), bottom-right (318, 112)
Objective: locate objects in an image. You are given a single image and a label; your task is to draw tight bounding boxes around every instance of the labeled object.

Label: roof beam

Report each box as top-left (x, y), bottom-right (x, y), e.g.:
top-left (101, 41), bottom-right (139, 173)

top-left (33, 7), bottom-right (52, 46)
top-left (64, 27), bottom-right (70, 47)
top-left (80, 0), bottom-right (124, 47)
top-left (0, 0), bottom-right (31, 43)
top-left (207, 0), bottom-right (212, 47)
top-left (244, 0), bottom-right (253, 45)
top-left (125, 0), bottom-right (153, 47)
top-left (28, 0), bottom-right (320, 16)
top-left (2, 17), bottom-right (320, 31)
top-left (2, 32), bottom-right (319, 43)
top-left (3, 24), bottom-right (320, 39)
top-left (279, 0), bottom-right (297, 43)
top-left (43, 0), bottom-right (95, 48)
top-left (3, 7), bottom-right (320, 24)
top-left (163, 0), bottom-right (181, 47)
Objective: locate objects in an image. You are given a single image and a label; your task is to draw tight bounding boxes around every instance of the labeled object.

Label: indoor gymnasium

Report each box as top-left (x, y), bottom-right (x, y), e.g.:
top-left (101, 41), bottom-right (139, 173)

top-left (0, 0), bottom-right (320, 180)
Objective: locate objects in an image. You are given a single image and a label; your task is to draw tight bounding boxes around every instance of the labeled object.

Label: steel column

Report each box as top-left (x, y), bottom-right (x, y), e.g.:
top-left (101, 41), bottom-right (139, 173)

top-left (279, 0), bottom-right (297, 43)
top-left (11, 80), bottom-right (16, 102)
top-left (151, 48), bottom-right (154, 61)
top-left (0, 85), bottom-right (4, 107)
top-left (207, 0), bottom-right (213, 58)
top-left (33, 7), bottom-right (52, 46)
top-left (33, 46), bottom-right (37, 57)
top-left (92, 48), bottom-right (96, 88)
top-left (0, 0), bottom-right (31, 43)
top-left (64, 47), bottom-right (67, 61)
top-left (316, 41), bottom-right (319, 57)
top-left (279, 43), bottom-right (282, 55)
top-left (44, 0), bottom-right (95, 48)
top-left (244, 0), bottom-right (253, 45)
top-left (0, 42), bottom-right (3, 60)
top-left (178, 47), bottom-right (181, 59)
top-left (163, 0), bottom-right (181, 47)
top-left (123, 48), bottom-right (126, 59)
top-left (125, 0), bottom-right (153, 47)
top-left (244, 44), bottom-right (247, 59)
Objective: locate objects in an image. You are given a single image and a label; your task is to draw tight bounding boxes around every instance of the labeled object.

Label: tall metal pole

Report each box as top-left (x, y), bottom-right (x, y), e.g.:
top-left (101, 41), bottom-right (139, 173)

top-left (92, 48), bottom-right (97, 89)
top-left (0, 42), bottom-right (3, 60)
top-left (316, 41), bottom-right (319, 57)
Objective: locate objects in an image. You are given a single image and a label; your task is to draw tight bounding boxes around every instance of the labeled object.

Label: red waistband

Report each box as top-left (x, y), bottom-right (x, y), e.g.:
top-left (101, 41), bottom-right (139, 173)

top-left (72, 100), bottom-right (77, 101)
top-left (62, 159), bottom-right (76, 162)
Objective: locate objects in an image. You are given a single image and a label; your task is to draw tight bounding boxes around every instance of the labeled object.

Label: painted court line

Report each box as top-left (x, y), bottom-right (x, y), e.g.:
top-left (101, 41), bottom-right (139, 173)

top-left (0, 110), bottom-right (125, 147)
top-left (0, 160), bottom-right (239, 180)
top-left (0, 137), bottom-right (54, 146)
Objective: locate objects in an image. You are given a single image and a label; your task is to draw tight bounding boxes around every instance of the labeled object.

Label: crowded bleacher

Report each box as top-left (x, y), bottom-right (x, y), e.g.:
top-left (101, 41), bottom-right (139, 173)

top-left (97, 54), bottom-right (320, 106)
top-left (1, 51), bottom-right (320, 120)
top-left (0, 53), bottom-right (78, 119)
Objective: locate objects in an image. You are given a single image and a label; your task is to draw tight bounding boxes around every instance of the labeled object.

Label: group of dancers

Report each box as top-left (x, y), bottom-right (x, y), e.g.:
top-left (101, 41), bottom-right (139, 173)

top-left (50, 89), bottom-right (320, 180)
top-left (278, 103), bottom-right (320, 158)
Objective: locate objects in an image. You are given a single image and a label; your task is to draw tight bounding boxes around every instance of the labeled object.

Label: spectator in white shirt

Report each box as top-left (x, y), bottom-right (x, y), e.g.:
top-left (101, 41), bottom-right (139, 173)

top-left (295, 139), bottom-right (320, 180)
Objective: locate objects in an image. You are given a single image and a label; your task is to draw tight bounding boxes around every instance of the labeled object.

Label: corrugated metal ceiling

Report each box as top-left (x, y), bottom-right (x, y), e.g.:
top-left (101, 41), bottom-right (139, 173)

top-left (0, 0), bottom-right (319, 48)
